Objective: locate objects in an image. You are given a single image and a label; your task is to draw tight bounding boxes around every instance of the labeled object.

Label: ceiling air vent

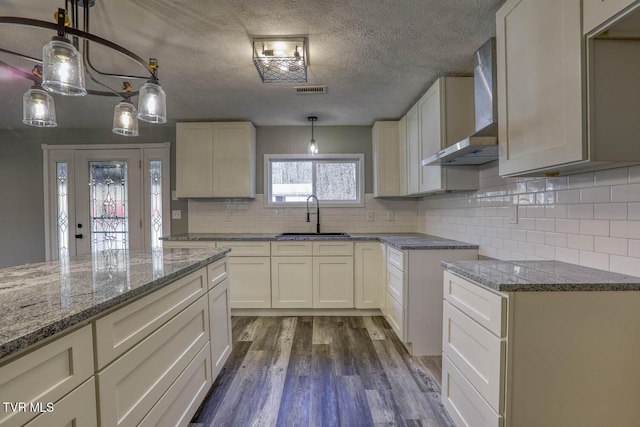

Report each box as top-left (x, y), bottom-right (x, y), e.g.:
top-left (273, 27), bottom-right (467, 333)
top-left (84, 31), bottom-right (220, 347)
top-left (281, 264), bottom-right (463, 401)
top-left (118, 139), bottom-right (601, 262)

top-left (294, 85), bottom-right (327, 94)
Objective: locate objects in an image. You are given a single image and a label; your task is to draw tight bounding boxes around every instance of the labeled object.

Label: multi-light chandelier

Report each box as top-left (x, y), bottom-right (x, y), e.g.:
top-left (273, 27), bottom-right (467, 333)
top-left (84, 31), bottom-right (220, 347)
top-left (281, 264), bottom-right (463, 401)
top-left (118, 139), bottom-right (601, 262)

top-left (0, 0), bottom-right (167, 136)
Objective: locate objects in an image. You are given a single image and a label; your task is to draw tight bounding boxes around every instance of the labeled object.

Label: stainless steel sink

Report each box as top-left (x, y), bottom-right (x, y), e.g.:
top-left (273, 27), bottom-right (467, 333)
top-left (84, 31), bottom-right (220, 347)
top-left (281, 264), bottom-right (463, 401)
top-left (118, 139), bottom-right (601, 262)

top-left (276, 232), bottom-right (350, 237)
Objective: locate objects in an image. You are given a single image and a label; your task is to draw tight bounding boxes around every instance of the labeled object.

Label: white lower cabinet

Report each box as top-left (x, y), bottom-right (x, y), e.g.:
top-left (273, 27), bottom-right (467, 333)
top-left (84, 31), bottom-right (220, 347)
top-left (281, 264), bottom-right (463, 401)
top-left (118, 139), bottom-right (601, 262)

top-left (313, 256), bottom-right (355, 308)
top-left (24, 378), bottom-right (97, 427)
top-left (354, 242), bottom-right (381, 309)
top-left (271, 257), bottom-right (313, 308)
top-left (379, 244), bottom-right (387, 315)
top-left (228, 257), bottom-right (271, 308)
top-left (209, 277), bottom-right (233, 378)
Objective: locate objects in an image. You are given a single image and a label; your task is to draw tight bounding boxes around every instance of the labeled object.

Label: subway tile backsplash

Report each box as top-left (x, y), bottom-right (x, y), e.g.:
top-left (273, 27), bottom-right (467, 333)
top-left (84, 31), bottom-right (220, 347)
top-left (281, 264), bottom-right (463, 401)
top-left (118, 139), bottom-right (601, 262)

top-left (419, 161), bottom-right (640, 277)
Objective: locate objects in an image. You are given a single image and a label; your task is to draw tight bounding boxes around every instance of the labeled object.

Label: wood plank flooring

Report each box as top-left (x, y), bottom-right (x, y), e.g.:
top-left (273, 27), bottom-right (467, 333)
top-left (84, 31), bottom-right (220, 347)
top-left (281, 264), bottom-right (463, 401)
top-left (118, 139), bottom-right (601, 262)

top-left (192, 316), bottom-right (454, 427)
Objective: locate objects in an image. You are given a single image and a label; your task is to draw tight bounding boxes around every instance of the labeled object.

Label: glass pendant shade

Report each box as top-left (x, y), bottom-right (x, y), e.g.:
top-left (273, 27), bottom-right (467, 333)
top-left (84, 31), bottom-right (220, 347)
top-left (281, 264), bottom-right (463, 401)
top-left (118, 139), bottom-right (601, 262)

top-left (308, 138), bottom-right (318, 154)
top-left (112, 101), bottom-right (139, 136)
top-left (137, 81), bottom-right (167, 123)
top-left (42, 38), bottom-right (87, 96)
top-left (23, 87), bottom-right (57, 127)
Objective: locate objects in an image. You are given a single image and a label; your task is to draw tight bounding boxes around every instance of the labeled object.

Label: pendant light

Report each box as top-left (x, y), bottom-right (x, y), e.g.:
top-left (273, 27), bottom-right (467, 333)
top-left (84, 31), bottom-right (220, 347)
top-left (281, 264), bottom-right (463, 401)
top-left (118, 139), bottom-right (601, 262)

top-left (308, 116), bottom-right (318, 154)
top-left (112, 99), bottom-right (139, 136)
top-left (23, 85), bottom-right (57, 127)
top-left (137, 78), bottom-right (167, 123)
top-left (41, 36), bottom-right (86, 97)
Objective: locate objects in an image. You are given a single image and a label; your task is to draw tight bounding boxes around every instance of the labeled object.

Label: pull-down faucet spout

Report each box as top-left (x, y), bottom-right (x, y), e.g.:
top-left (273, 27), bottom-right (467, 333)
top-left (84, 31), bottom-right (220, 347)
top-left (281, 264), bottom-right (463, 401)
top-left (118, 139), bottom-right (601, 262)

top-left (306, 194), bottom-right (320, 234)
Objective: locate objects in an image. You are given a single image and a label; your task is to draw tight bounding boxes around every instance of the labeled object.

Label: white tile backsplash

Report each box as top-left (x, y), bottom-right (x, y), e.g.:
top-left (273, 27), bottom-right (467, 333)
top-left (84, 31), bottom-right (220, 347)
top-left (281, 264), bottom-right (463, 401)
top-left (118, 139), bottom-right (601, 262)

top-left (419, 161), bottom-right (640, 276)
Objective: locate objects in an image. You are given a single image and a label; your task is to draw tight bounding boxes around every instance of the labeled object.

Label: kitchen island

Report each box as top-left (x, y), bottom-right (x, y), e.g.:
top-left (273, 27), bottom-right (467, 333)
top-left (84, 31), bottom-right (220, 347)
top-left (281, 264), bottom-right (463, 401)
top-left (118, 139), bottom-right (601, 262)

top-left (441, 260), bottom-right (640, 427)
top-left (0, 247), bottom-right (231, 427)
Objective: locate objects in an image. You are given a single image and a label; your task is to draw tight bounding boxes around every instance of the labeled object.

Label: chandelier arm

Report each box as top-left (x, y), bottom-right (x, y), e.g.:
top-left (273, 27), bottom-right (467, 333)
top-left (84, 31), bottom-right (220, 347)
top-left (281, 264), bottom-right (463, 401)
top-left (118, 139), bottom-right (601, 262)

top-left (81, 40), bottom-right (125, 98)
top-left (0, 59), bottom-right (40, 83)
top-left (81, 6), bottom-right (148, 80)
top-left (0, 47), bottom-right (42, 63)
top-left (0, 16), bottom-right (157, 77)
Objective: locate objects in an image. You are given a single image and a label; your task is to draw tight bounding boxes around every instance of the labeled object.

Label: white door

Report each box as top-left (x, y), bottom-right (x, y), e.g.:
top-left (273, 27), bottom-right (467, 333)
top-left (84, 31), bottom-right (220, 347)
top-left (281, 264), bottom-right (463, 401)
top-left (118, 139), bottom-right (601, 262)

top-left (44, 144), bottom-right (170, 260)
top-left (74, 149), bottom-right (143, 256)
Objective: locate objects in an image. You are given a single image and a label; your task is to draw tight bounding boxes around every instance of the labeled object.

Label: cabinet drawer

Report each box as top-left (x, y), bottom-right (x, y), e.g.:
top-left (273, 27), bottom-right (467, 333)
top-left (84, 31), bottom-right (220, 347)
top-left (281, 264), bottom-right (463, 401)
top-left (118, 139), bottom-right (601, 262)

top-left (387, 262), bottom-right (404, 306)
top-left (163, 241), bottom-right (216, 248)
top-left (207, 258), bottom-right (228, 290)
top-left (443, 271), bottom-right (507, 337)
top-left (95, 267), bottom-right (207, 369)
top-left (442, 355), bottom-right (503, 427)
top-left (583, 0), bottom-right (635, 33)
top-left (97, 296), bottom-right (209, 427)
top-left (443, 301), bottom-right (505, 413)
top-left (217, 241), bottom-right (270, 256)
top-left (271, 241), bottom-right (313, 256)
top-left (0, 325), bottom-right (94, 427)
top-left (312, 241), bottom-right (354, 256)
top-left (386, 246), bottom-right (405, 271)
top-left (24, 378), bottom-right (97, 427)
top-left (386, 291), bottom-right (405, 342)
top-left (139, 343), bottom-right (211, 427)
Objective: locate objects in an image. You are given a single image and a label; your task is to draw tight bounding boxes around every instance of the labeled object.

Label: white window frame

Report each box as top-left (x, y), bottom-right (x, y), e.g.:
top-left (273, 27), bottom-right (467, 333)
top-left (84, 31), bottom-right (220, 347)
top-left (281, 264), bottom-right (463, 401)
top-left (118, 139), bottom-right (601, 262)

top-left (264, 153), bottom-right (364, 207)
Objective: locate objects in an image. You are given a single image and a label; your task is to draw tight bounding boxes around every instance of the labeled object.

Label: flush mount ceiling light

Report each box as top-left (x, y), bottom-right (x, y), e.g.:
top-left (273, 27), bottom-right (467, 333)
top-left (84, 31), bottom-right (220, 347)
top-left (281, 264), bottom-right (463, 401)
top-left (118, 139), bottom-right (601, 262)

top-left (252, 36), bottom-right (307, 83)
top-left (308, 116), bottom-right (318, 154)
top-left (0, 0), bottom-right (167, 134)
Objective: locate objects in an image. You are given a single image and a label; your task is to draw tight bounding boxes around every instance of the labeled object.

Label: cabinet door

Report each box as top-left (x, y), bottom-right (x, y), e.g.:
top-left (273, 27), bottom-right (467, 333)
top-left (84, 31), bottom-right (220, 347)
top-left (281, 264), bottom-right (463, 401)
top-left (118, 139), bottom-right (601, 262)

top-left (24, 379), bottom-right (97, 427)
top-left (418, 81), bottom-right (444, 192)
top-left (209, 278), bottom-right (232, 378)
top-left (406, 104), bottom-right (421, 195)
top-left (228, 257), bottom-right (271, 308)
top-left (583, 0), bottom-right (635, 33)
top-left (380, 244), bottom-right (387, 314)
top-left (372, 121), bottom-right (400, 197)
top-left (176, 122), bottom-right (214, 197)
top-left (354, 242), bottom-right (381, 309)
top-left (212, 122), bottom-right (256, 198)
top-left (497, 0), bottom-right (584, 176)
top-left (398, 115), bottom-right (408, 196)
top-left (313, 256), bottom-right (354, 308)
top-left (271, 257), bottom-right (313, 308)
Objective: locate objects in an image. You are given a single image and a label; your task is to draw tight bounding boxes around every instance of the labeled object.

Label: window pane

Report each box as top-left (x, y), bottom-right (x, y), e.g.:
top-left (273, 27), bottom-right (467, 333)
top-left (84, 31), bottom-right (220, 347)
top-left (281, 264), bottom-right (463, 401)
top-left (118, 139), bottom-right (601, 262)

top-left (56, 162), bottom-right (69, 259)
top-left (271, 161), bottom-right (313, 202)
top-left (149, 160), bottom-right (163, 250)
top-left (89, 161), bottom-right (129, 255)
top-left (316, 162), bottom-right (357, 201)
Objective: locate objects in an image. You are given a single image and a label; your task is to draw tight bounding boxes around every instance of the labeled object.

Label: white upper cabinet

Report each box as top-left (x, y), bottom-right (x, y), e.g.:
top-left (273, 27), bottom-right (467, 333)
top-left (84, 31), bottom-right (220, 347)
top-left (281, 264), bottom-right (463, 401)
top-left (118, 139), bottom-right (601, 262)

top-left (405, 104), bottom-right (420, 195)
top-left (417, 77), bottom-right (478, 193)
top-left (372, 121), bottom-right (400, 197)
top-left (398, 115), bottom-right (408, 196)
top-left (583, 0), bottom-right (635, 33)
top-left (497, 0), bottom-right (640, 176)
top-left (176, 122), bottom-right (256, 198)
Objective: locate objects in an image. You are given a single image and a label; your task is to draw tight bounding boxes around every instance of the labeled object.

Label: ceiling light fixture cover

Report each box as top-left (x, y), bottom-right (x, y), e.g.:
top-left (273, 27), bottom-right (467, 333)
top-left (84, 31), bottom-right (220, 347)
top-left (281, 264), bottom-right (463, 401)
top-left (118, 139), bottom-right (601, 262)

top-left (112, 100), bottom-right (139, 137)
top-left (42, 37), bottom-right (86, 96)
top-left (308, 116), bottom-right (318, 154)
top-left (252, 37), bottom-right (307, 83)
top-left (23, 86), bottom-right (57, 127)
top-left (137, 79), bottom-right (167, 123)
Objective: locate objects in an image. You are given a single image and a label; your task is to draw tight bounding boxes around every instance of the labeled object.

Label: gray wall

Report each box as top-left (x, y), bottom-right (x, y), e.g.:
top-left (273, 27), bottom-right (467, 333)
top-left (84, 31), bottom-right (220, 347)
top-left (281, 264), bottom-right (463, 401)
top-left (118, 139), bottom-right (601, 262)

top-left (0, 124), bottom-right (372, 268)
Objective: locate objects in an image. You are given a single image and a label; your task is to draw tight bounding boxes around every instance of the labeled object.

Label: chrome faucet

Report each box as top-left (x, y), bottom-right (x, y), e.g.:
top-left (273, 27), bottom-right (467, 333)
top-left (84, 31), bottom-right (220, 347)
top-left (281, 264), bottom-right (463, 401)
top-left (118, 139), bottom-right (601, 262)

top-left (306, 194), bottom-right (320, 234)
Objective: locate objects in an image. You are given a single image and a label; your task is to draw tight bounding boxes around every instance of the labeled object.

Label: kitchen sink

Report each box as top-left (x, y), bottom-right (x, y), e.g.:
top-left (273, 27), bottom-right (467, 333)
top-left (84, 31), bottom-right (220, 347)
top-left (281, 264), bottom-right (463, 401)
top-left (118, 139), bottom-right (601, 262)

top-left (276, 232), bottom-right (351, 237)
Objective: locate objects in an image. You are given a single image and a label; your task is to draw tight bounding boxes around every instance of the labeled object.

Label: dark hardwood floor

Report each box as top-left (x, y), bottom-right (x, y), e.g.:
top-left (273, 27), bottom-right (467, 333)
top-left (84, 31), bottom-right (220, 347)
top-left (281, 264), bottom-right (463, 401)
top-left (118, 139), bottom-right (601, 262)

top-left (191, 316), bottom-right (455, 427)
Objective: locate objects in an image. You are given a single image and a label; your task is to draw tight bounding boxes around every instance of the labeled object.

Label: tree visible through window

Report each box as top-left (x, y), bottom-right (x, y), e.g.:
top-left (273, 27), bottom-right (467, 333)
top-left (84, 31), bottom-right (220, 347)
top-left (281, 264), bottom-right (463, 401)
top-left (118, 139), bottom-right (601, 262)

top-left (268, 155), bottom-right (362, 205)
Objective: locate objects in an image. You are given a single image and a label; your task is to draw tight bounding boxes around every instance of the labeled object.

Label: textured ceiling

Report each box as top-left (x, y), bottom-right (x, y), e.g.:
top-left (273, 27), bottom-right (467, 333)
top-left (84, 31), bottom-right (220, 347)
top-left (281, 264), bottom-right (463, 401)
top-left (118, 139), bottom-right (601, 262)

top-left (0, 0), bottom-right (505, 131)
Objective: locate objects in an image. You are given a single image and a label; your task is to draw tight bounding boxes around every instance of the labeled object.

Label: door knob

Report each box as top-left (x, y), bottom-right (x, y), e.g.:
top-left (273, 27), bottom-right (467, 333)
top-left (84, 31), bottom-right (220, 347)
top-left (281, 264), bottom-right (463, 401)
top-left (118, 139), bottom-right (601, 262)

top-left (75, 233), bottom-right (83, 239)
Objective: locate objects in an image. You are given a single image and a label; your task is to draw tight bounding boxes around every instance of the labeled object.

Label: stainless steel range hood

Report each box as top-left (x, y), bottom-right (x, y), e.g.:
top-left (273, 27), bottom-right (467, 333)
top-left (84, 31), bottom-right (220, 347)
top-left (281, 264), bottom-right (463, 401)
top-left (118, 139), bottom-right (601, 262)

top-left (423, 38), bottom-right (498, 166)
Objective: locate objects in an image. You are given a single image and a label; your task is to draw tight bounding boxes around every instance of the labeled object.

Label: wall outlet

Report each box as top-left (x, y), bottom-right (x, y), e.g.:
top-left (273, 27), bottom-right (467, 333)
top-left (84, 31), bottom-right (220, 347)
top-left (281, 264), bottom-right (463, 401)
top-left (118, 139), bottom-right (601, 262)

top-left (387, 211), bottom-right (394, 221)
top-left (171, 210), bottom-right (182, 220)
top-left (510, 204), bottom-right (518, 224)
top-left (366, 211), bottom-right (374, 222)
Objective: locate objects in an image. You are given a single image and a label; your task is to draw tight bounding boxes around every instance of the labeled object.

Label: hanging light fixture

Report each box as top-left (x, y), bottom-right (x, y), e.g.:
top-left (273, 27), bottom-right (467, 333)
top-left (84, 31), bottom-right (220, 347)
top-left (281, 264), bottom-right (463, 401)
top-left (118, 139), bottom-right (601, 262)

top-left (308, 116), bottom-right (318, 154)
top-left (252, 36), bottom-right (307, 83)
top-left (112, 99), bottom-right (138, 136)
top-left (0, 1), bottom-right (166, 134)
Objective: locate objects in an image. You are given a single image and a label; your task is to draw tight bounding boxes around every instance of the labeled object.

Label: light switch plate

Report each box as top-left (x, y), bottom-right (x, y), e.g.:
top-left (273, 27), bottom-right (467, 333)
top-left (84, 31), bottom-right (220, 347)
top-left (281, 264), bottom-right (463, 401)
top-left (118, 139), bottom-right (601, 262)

top-left (387, 211), bottom-right (394, 221)
top-left (171, 210), bottom-right (182, 220)
top-left (366, 211), bottom-right (374, 221)
top-left (510, 204), bottom-right (518, 224)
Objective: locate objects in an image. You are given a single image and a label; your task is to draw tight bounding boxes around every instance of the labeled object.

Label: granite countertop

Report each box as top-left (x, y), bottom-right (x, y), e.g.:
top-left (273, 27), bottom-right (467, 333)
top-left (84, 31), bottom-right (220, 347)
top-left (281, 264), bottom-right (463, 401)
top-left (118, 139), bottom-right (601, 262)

top-left (0, 247), bottom-right (230, 360)
top-left (162, 233), bottom-right (479, 251)
top-left (442, 260), bottom-right (640, 292)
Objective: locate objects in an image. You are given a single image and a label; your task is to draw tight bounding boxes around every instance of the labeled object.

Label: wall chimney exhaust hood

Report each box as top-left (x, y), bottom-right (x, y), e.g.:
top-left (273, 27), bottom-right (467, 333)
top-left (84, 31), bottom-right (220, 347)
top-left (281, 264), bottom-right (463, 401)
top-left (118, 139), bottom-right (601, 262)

top-left (422, 38), bottom-right (498, 166)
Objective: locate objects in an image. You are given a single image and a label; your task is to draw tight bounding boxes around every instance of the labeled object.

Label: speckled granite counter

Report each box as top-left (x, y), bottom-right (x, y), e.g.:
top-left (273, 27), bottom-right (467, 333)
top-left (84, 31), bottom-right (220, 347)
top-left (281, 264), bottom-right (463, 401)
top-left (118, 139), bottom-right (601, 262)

top-left (0, 247), bottom-right (230, 360)
top-left (162, 233), bottom-right (479, 251)
top-left (442, 260), bottom-right (640, 292)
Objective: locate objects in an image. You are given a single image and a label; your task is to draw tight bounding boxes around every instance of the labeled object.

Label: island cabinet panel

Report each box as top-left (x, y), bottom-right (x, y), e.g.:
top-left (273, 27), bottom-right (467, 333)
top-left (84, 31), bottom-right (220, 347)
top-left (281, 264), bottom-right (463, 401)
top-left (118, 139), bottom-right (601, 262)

top-left (96, 296), bottom-right (209, 427)
top-left (0, 325), bottom-right (94, 427)
top-left (139, 343), bottom-right (211, 427)
top-left (207, 257), bottom-right (228, 290)
top-left (23, 378), bottom-right (97, 427)
top-left (209, 277), bottom-right (233, 378)
top-left (94, 268), bottom-right (207, 369)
